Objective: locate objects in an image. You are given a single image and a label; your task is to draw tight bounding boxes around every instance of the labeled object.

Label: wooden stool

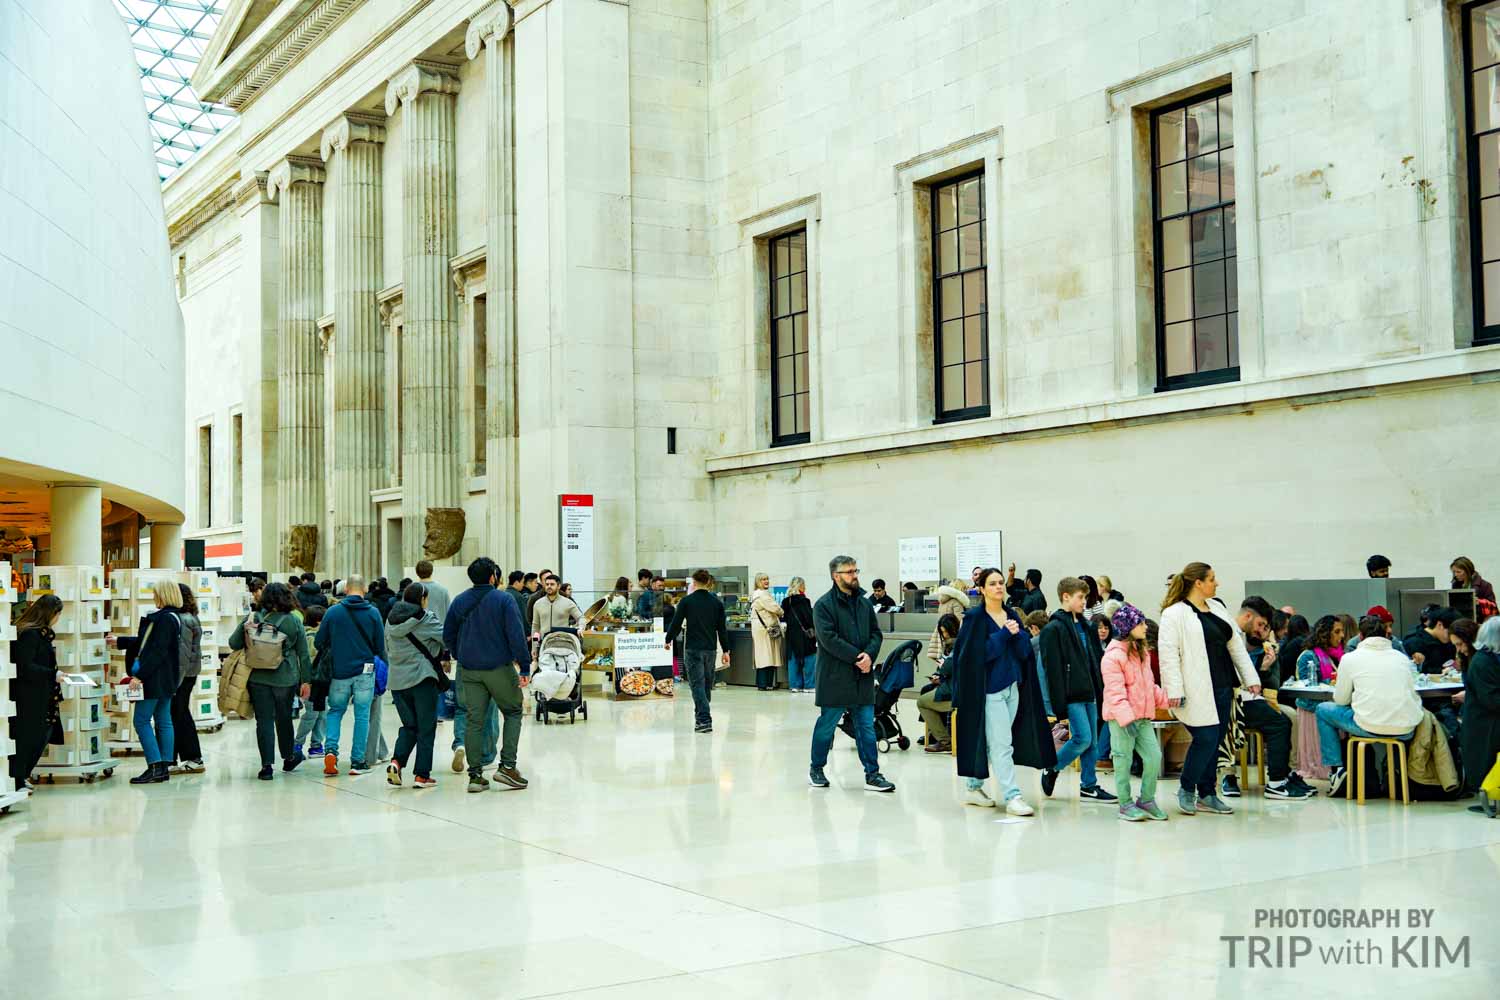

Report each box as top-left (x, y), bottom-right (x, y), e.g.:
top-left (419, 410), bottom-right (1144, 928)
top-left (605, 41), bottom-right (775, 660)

top-left (1347, 735), bottom-right (1410, 805)
top-left (1239, 730), bottom-right (1266, 790)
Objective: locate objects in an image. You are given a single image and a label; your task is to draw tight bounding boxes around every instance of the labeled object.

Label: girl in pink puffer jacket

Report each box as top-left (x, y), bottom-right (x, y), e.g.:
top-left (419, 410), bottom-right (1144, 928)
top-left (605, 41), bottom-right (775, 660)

top-left (1100, 604), bottom-right (1170, 822)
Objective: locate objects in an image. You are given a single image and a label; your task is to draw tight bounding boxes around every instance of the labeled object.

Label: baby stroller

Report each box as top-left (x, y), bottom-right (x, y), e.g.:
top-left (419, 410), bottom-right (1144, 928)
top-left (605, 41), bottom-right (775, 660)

top-left (840, 640), bottom-right (919, 752)
top-left (533, 628), bottom-right (588, 724)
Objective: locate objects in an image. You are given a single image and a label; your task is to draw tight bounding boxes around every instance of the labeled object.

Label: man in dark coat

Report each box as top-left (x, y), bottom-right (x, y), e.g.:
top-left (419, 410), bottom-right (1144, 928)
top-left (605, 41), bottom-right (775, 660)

top-left (951, 604), bottom-right (1056, 805)
top-left (809, 555), bottom-right (895, 793)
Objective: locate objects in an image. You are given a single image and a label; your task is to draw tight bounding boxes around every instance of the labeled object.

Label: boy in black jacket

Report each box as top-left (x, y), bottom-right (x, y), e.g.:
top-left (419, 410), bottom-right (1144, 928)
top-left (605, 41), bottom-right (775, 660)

top-left (1038, 576), bottom-right (1116, 803)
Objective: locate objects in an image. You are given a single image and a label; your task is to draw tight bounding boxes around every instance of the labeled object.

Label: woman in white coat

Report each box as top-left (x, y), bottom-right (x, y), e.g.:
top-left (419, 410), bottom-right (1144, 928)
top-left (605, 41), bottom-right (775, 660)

top-left (749, 573), bottom-right (785, 691)
top-left (1158, 562), bottom-right (1262, 816)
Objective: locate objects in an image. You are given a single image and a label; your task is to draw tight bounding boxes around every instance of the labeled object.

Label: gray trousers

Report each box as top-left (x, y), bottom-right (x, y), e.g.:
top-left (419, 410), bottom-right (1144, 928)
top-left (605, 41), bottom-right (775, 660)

top-left (365, 691), bottom-right (390, 764)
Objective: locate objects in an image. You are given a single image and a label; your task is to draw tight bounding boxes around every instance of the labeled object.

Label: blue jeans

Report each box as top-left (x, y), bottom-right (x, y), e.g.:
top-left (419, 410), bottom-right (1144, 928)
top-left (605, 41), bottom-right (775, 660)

top-left (787, 652), bottom-right (817, 690)
top-left (1053, 701), bottom-right (1099, 788)
top-left (964, 683), bottom-right (1023, 801)
top-left (451, 665), bottom-right (498, 762)
top-left (1094, 711), bottom-right (1111, 761)
top-left (684, 648), bottom-right (715, 726)
top-left (810, 704), bottom-right (879, 779)
top-left (1315, 702), bottom-right (1414, 767)
top-left (133, 697), bottom-right (174, 764)
top-left (325, 672), bottom-right (375, 763)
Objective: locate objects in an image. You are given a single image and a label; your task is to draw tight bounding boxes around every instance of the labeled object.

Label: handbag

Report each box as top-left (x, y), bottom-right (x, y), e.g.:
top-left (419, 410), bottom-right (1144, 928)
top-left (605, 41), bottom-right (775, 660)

top-left (756, 606), bottom-right (785, 640)
top-left (406, 633), bottom-right (451, 692)
top-left (1051, 720), bottom-right (1070, 754)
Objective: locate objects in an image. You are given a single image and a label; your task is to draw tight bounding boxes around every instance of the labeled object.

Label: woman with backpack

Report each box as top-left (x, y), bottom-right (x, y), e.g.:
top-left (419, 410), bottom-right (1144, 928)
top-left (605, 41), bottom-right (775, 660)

top-left (168, 583), bottom-right (205, 774)
top-left (384, 583), bottom-right (448, 788)
top-left (126, 580), bottom-right (184, 784)
top-left (228, 581), bottom-right (311, 780)
top-left (749, 573), bottom-right (784, 691)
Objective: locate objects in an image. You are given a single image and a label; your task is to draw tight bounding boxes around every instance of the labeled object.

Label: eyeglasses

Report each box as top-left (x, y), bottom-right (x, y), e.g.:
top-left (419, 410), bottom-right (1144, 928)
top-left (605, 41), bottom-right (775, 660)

top-left (836, 569), bottom-right (860, 576)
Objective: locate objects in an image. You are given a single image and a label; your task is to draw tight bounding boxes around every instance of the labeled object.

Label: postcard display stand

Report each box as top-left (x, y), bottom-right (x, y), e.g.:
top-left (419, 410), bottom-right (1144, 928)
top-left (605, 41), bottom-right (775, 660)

top-left (31, 566), bottom-right (114, 782)
top-left (0, 562), bottom-right (30, 810)
top-left (105, 569), bottom-right (177, 753)
top-left (181, 570), bottom-right (225, 732)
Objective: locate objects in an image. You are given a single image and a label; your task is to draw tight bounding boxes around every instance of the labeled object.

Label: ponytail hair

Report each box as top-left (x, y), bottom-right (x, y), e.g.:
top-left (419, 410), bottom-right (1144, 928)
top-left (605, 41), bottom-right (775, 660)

top-left (1161, 561), bottom-right (1212, 610)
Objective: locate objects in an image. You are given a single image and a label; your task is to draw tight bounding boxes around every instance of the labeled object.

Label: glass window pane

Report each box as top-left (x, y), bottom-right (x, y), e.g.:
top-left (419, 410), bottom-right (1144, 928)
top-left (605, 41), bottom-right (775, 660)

top-left (792, 313), bottom-right (806, 353)
top-left (1485, 261), bottom-right (1500, 324)
top-left (1158, 162), bottom-right (1187, 217)
top-left (941, 319), bottom-right (963, 362)
top-left (1162, 216), bottom-right (1190, 270)
top-left (1228, 314), bottom-right (1240, 368)
top-left (797, 392), bottom-right (810, 433)
top-left (789, 232), bottom-right (806, 272)
top-left (1474, 66), bottom-right (1500, 134)
top-left (1157, 108), bottom-right (1185, 164)
top-left (1187, 98), bottom-right (1219, 157)
top-left (1225, 204), bottom-right (1238, 254)
top-left (939, 230), bottom-right (958, 274)
top-left (962, 269), bottom-right (986, 314)
top-left (774, 240), bottom-right (790, 276)
top-left (937, 185), bottom-right (957, 231)
top-left (941, 365), bottom-right (964, 410)
top-left (1219, 92), bottom-right (1234, 149)
top-left (1473, 5), bottom-right (1500, 70)
top-left (776, 354), bottom-right (795, 392)
top-left (1220, 149), bottom-right (1236, 203)
top-left (1163, 268), bottom-right (1192, 323)
top-left (964, 315), bottom-right (984, 361)
top-left (1226, 260), bottom-right (1238, 312)
top-left (775, 277), bottom-right (790, 315)
top-left (1483, 134), bottom-right (1500, 199)
top-left (1484, 197), bottom-right (1500, 262)
top-left (959, 177), bottom-right (982, 224)
top-left (775, 317), bottom-right (792, 358)
top-left (791, 273), bottom-right (806, 313)
top-left (965, 362), bottom-right (986, 406)
top-left (794, 354), bottom-right (808, 393)
top-left (1164, 321), bottom-right (1194, 377)
top-left (1194, 261), bottom-right (1227, 317)
top-left (941, 276), bottom-right (962, 321)
top-left (1195, 315), bottom-right (1229, 371)
top-left (959, 223), bottom-right (983, 270)
top-left (1188, 152), bottom-right (1220, 210)
top-left (1191, 209), bottom-right (1224, 264)
top-left (777, 395), bottom-right (795, 435)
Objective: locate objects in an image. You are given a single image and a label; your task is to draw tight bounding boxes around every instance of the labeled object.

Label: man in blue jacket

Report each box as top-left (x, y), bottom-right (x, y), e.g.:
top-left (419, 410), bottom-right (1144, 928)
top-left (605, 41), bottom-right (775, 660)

top-left (315, 574), bottom-right (386, 777)
top-left (444, 557), bottom-right (533, 794)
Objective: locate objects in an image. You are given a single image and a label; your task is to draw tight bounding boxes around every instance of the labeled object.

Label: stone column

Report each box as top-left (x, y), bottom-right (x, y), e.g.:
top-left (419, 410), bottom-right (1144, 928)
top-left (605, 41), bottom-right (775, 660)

top-left (468, 3), bottom-right (518, 571)
top-left (235, 171), bottom-right (279, 570)
top-left (386, 61), bottom-right (462, 568)
top-left (267, 156), bottom-right (326, 574)
top-left (48, 484), bottom-right (102, 565)
top-left (321, 113), bottom-right (386, 578)
top-left (148, 522), bottom-right (182, 569)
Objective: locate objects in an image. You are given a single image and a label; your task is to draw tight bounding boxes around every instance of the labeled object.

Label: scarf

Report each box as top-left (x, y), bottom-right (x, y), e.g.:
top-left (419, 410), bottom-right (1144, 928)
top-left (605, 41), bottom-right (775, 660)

top-left (1314, 646), bottom-right (1338, 681)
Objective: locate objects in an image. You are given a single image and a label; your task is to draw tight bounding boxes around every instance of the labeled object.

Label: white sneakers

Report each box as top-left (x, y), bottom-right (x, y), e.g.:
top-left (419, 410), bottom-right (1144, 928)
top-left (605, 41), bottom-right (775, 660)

top-left (1005, 798), bottom-right (1035, 816)
top-left (963, 787), bottom-right (995, 808)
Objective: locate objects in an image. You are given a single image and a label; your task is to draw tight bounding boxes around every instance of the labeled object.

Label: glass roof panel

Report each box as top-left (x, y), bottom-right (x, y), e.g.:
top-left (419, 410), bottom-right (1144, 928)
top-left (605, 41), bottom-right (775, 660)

top-left (114, 0), bottom-right (235, 181)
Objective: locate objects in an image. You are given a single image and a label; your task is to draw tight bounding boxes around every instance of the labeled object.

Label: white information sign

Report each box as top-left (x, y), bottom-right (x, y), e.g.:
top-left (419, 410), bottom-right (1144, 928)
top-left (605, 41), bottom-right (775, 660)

top-left (559, 494), bottom-right (595, 590)
top-left (898, 536), bottom-right (942, 583)
top-left (954, 531), bottom-right (1002, 580)
top-left (613, 632), bottom-right (673, 670)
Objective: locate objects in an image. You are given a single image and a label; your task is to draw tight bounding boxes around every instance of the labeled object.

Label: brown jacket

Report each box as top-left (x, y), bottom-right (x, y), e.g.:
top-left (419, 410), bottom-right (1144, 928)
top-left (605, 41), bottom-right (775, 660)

top-left (217, 649), bottom-right (255, 720)
top-left (1407, 709), bottom-right (1459, 791)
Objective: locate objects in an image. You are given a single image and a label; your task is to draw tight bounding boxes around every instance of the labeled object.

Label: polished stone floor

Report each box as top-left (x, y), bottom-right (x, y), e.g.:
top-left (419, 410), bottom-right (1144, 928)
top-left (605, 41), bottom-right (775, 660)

top-left (2, 687), bottom-right (1496, 999)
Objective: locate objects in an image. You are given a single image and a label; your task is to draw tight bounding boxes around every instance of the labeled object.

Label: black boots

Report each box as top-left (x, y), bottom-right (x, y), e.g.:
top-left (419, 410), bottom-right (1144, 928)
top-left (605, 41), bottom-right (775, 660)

top-left (131, 762), bottom-right (170, 784)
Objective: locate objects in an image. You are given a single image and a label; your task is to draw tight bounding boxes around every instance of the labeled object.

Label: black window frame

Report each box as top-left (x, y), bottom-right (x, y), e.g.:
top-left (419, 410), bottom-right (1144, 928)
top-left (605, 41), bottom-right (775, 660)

top-left (768, 227), bottom-right (811, 447)
top-left (1150, 85), bottom-right (1241, 392)
top-left (1464, 1), bottom-right (1500, 346)
top-left (931, 169), bottom-right (991, 423)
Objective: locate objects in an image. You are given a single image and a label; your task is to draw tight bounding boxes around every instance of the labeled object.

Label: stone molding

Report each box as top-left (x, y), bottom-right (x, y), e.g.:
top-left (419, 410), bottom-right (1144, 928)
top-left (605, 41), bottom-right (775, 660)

top-left (320, 111), bottom-right (387, 161)
top-left (465, 2), bottom-right (514, 59)
top-left (168, 175), bottom-right (239, 250)
top-left (219, 0), bottom-right (364, 111)
top-left (234, 170), bottom-right (273, 213)
top-left (377, 283), bottom-right (404, 328)
top-left (317, 313), bottom-right (335, 353)
top-left (450, 247), bottom-right (487, 300)
top-left (384, 60), bottom-right (462, 116)
top-left (267, 155), bottom-right (326, 199)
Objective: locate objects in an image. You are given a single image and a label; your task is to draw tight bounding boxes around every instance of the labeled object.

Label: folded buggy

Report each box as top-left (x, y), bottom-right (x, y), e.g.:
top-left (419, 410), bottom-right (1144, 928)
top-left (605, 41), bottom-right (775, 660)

top-left (840, 639), bottom-right (919, 752)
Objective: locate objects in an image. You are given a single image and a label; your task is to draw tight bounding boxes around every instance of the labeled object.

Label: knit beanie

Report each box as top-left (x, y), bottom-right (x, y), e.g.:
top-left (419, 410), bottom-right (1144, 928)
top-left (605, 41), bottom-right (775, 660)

top-left (1111, 603), bottom-right (1146, 639)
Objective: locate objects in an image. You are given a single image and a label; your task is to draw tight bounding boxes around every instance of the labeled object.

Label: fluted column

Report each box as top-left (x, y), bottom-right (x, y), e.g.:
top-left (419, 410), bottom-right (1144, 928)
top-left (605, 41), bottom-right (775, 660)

top-left (468, 3), bottom-right (517, 570)
top-left (268, 155), bottom-right (326, 573)
top-left (321, 113), bottom-right (386, 578)
top-left (386, 61), bottom-right (461, 567)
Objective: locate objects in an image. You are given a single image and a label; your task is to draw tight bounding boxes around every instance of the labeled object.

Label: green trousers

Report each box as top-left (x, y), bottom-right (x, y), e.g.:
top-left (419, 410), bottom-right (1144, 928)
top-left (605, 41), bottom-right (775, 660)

top-left (1108, 718), bottom-right (1162, 804)
top-left (461, 667), bottom-right (523, 774)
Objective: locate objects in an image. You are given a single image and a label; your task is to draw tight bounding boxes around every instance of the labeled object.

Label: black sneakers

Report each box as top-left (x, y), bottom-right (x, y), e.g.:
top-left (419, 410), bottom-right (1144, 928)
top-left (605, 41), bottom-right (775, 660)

top-left (1221, 774), bottom-right (1241, 798)
top-left (1265, 778), bottom-right (1313, 800)
top-left (808, 767), bottom-right (829, 788)
top-left (1328, 766), bottom-right (1348, 797)
top-left (1079, 784), bottom-right (1118, 804)
top-left (1040, 769), bottom-right (1059, 797)
top-left (864, 773), bottom-right (896, 793)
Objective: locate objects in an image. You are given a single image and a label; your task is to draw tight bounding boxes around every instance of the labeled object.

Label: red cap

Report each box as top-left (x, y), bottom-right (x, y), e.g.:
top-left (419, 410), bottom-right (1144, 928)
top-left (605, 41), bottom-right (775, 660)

top-left (1366, 605), bottom-right (1394, 623)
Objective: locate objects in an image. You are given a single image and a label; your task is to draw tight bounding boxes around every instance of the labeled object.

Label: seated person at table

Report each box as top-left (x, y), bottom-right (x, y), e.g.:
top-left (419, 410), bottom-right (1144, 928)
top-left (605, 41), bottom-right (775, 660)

top-left (1347, 605), bottom-right (1405, 654)
top-left (868, 579), bottom-right (897, 613)
top-left (1404, 607), bottom-right (1457, 675)
top-left (1275, 614), bottom-right (1310, 688)
top-left (1294, 615), bottom-right (1345, 690)
top-left (916, 614), bottom-right (960, 752)
top-left (1317, 615), bottom-right (1424, 796)
top-left (1222, 597), bottom-right (1312, 800)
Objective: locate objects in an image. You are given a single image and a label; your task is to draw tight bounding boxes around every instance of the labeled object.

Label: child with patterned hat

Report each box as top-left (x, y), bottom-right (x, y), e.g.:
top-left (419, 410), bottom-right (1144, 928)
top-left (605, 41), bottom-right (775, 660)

top-left (1100, 603), bottom-right (1170, 821)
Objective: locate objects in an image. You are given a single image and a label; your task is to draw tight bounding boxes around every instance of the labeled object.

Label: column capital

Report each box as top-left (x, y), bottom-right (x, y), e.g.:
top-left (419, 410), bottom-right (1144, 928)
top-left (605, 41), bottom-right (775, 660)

top-left (385, 60), bottom-right (462, 116)
top-left (235, 170), bottom-right (273, 212)
top-left (320, 111), bottom-right (387, 161)
top-left (465, 2), bottom-right (514, 59)
top-left (267, 155), bottom-right (326, 200)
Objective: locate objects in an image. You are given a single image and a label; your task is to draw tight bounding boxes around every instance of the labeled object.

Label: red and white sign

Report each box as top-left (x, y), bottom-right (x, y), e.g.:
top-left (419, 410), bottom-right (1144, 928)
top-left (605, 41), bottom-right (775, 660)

top-left (558, 494), bottom-right (594, 590)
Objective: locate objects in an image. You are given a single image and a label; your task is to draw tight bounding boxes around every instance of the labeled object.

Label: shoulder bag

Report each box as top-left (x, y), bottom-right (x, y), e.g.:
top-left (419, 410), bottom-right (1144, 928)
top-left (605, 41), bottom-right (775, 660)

top-left (755, 604), bottom-right (785, 640)
top-left (350, 611), bottom-right (388, 695)
top-left (405, 633), bottom-right (451, 692)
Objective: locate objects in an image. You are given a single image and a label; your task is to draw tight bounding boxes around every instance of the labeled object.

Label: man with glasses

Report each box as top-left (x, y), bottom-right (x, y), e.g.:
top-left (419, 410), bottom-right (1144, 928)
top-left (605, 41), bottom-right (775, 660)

top-left (809, 555), bottom-right (895, 793)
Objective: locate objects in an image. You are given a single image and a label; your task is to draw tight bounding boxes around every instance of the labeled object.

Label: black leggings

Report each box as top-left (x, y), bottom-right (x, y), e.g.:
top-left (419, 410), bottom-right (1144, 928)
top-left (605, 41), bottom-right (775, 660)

top-left (392, 680), bottom-right (439, 778)
top-left (248, 683), bottom-right (295, 767)
top-left (170, 676), bottom-right (203, 763)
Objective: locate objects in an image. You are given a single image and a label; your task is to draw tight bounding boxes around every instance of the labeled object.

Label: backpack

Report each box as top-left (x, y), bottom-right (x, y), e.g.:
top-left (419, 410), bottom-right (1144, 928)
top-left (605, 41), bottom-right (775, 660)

top-left (243, 614), bottom-right (288, 670)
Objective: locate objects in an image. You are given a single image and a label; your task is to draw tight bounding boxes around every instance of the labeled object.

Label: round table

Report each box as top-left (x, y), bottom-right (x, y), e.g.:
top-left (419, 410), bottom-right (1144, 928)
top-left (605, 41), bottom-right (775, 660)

top-left (1276, 682), bottom-right (1463, 704)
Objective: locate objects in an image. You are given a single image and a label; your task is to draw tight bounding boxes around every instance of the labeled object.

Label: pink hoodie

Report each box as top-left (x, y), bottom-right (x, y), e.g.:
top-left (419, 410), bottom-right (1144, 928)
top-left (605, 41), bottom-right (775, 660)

top-left (1101, 638), bottom-right (1169, 725)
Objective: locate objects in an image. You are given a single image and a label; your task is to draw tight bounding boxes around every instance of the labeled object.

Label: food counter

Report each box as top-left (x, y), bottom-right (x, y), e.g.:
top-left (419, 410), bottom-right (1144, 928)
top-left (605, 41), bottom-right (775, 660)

top-left (725, 611), bottom-right (946, 691)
